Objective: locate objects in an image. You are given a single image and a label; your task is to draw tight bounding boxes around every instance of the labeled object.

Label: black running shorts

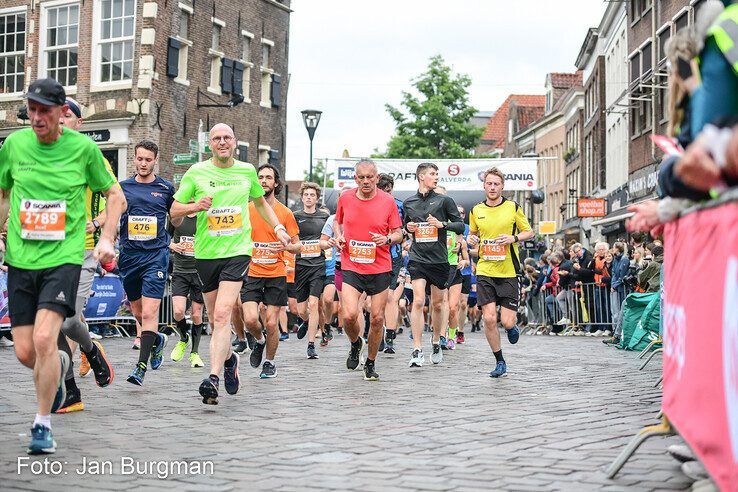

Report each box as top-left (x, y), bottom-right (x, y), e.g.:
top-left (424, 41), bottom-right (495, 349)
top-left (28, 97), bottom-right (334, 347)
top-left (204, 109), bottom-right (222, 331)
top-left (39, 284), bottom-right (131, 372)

top-left (240, 276), bottom-right (288, 306)
top-left (476, 275), bottom-right (520, 311)
top-left (171, 271), bottom-right (204, 304)
top-left (295, 264), bottom-right (325, 303)
top-left (407, 261), bottom-right (449, 290)
top-left (341, 270), bottom-right (391, 296)
top-left (195, 256), bottom-right (250, 293)
top-left (446, 266), bottom-right (463, 288)
top-left (8, 264), bottom-right (81, 327)
top-left (461, 274), bottom-right (472, 295)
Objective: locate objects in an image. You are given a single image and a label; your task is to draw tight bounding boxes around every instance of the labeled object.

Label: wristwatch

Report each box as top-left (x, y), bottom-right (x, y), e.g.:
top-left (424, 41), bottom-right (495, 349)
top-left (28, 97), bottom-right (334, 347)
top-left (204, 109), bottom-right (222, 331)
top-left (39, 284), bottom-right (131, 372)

top-left (92, 219), bottom-right (101, 231)
top-left (513, 234), bottom-right (519, 243)
top-left (386, 235), bottom-right (392, 245)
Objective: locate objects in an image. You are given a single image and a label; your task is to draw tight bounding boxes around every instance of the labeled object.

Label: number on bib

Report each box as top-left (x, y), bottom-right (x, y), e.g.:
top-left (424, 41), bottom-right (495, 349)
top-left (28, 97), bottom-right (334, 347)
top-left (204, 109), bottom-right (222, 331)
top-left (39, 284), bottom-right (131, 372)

top-left (415, 222), bottom-right (437, 243)
top-left (179, 236), bottom-right (195, 257)
top-left (19, 199), bottom-right (66, 241)
top-left (481, 239), bottom-right (507, 261)
top-left (349, 240), bottom-right (376, 264)
top-left (300, 240), bottom-right (321, 258)
top-left (253, 242), bottom-right (281, 264)
top-left (128, 216), bottom-right (157, 241)
top-left (207, 207), bottom-right (243, 236)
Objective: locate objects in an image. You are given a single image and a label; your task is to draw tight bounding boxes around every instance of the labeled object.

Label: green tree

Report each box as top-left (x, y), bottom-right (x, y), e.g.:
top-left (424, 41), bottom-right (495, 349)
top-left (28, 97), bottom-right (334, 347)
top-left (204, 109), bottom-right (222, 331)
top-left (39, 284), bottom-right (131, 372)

top-left (378, 55), bottom-right (482, 159)
top-left (303, 159), bottom-right (334, 188)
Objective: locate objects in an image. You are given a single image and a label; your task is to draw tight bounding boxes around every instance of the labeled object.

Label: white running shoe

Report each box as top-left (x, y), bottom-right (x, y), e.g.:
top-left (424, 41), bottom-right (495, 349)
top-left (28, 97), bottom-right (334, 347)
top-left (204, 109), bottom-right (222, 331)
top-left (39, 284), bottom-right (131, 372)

top-left (0, 336), bottom-right (14, 347)
top-left (556, 317), bottom-right (571, 325)
top-left (430, 343), bottom-right (443, 364)
top-left (408, 349), bottom-right (424, 367)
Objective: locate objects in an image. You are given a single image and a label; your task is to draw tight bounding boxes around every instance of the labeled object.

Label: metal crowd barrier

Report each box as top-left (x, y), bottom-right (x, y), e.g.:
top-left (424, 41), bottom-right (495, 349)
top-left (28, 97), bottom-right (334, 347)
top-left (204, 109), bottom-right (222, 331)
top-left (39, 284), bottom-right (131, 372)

top-left (522, 282), bottom-right (623, 335)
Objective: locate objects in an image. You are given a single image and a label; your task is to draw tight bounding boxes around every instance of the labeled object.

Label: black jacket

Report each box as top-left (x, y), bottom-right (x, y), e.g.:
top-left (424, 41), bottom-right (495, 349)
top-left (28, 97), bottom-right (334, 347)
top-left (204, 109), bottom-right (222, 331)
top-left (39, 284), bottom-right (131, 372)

top-left (571, 249), bottom-right (595, 283)
top-left (403, 189), bottom-right (464, 265)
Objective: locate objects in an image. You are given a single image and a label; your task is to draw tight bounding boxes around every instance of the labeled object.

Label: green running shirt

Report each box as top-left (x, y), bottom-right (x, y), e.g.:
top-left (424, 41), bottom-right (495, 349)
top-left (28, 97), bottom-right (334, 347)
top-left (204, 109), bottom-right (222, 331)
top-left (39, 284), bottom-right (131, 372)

top-left (173, 159), bottom-right (264, 259)
top-left (0, 128), bottom-right (115, 269)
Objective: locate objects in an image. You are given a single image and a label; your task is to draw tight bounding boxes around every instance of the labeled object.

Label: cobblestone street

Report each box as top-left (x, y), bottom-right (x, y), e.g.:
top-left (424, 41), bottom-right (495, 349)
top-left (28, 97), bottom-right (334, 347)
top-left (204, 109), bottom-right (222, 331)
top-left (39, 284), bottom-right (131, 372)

top-left (0, 330), bottom-right (692, 491)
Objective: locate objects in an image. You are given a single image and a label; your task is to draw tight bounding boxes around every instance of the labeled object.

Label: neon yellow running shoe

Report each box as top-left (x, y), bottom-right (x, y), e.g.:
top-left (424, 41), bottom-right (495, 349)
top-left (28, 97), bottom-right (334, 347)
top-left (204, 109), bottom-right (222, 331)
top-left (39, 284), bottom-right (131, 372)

top-left (171, 340), bottom-right (189, 362)
top-left (189, 352), bottom-right (204, 368)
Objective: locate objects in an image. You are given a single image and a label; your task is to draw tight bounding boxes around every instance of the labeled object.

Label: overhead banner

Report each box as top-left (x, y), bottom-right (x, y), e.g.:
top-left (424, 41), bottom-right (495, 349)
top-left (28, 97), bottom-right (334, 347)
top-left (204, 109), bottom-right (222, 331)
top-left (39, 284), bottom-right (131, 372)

top-left (330, 158), bottom-right (538, 192)
top-left (662, 201), bottom-right (738, 491)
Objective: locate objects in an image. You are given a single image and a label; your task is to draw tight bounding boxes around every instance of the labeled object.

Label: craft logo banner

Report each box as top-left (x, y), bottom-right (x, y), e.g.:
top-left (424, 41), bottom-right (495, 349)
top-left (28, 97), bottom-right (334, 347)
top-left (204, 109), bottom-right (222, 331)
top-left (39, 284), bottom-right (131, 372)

top-left (663, 204), bottom-right (738, 490)
top-left (330, 158), bottom-right (538, 192)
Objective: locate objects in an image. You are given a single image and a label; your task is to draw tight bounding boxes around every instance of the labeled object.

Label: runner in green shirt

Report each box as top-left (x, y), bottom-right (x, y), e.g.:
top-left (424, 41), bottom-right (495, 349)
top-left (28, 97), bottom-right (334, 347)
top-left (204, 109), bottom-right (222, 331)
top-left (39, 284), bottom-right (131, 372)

top-left (170, 123), bottom-right (290, 405)
top-left (0, 79), bottom-right (125, 455)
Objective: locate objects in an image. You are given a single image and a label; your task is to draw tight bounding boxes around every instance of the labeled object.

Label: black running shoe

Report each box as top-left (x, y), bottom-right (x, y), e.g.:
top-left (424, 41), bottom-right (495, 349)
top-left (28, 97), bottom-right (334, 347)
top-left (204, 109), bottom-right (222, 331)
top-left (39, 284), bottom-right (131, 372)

top-left (320, 331), bottom-right (329, 347)
top-left (233, 340), bottom-right (248, 354)
top-left (363, 360), bottom-right (379, 381)
top-left (86, 340), bottom-right (114, 388)
top-left (224, 353), bottom-right (240, 395)
top-left (307, 343), bottom-right (319, 359)
top-left (260, 361), bottom-right (277, 379)
top-left (245, 333), bottom-right (256, 351)
top-left (250, 340), bottom-right (265, 368)
top-left (199, 377), bottom-right (219, 405)
top-left (297, 321), bottom-right (308, 340)
top-left (384, 331), bottom-right (396, 354)
top-left (346, 338), bottom-right (363, 370)
top-left (325, 324), bottom-right (333, 341)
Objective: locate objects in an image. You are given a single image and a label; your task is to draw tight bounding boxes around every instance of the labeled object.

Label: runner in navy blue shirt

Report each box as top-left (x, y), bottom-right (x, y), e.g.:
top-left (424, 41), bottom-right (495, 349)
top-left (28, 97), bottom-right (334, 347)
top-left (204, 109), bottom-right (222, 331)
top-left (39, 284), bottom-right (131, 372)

top-left (118, 141), bottom-right (179, 386)
top-left (457, 205), bottom-right (472, 345)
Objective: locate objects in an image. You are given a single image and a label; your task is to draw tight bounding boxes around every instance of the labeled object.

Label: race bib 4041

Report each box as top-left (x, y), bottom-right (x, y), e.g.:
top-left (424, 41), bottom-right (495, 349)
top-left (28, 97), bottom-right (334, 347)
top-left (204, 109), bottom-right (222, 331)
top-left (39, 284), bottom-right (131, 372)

top-left (481, 239), bottom-right (507, 261)
top-left (349, 240), bottom-right (376, 264)
top-left (207, 207), bottom-right (243, 237)
top-left (415, 222), bottom-right (437, 243)
top-left (20, 199), bottom-right (66, 241)
top-left (128, 216), bottom-right (157, 241)
top-left (300, 240), bottom-right (321, 258)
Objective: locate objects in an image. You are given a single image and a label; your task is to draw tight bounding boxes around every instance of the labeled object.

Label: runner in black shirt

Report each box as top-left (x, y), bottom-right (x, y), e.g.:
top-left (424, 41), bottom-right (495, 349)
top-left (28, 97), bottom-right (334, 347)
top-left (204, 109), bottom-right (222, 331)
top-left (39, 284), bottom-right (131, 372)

top-left (293, 182), bottom-right (330, 359)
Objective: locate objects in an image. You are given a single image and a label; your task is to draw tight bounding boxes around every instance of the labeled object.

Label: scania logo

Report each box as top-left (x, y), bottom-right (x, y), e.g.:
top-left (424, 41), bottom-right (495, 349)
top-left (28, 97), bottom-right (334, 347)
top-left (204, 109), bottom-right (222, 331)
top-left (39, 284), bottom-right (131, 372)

top-left (448, 164), bottom-right (460, 176)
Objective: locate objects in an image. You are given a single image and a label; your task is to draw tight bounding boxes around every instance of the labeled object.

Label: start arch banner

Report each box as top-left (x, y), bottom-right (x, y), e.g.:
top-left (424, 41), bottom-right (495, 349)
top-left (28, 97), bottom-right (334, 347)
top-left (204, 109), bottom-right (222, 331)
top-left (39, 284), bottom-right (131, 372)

top-left (330, 158), bottom-right (538, 192)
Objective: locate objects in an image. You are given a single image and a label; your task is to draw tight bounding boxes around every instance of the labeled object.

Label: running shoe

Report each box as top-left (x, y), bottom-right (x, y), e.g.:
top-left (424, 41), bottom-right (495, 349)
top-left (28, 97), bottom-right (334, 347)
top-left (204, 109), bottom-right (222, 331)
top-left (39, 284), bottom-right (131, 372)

top-left (325, 324), bottom-right (333, 341)
top-left (150, 333), bottom-right (168, 370)
top-left (440, 336), bottom-right (448, 351)
top-left (199, 376), bottom-right (219, 405)
top-left (87, 341), bottom-right (114, 387)
top-left (363, 360), bottom-right (379, 381)
top-left (383, 331), bottom-right (396, 354)
top-left (79, 352), bottom-right (91, 377)
top-left (245, 333), bottom-right (256, 351)
top-left (224, 353), bottom-right (240, 395)
top-left (126, 362), bottom-right (147, 386)
top-left (431, 343), bottom-right (443, 364)
top-left (27, 424), bottom-right (56, 455)
top-left (189, 352), bottom-right (204, 368)
top-left (447, 338), bottom-right (456, 350)
top-left (51, 352), bottom-right (70, 414)
top-left (359, 339), bottom-right (368, 366)
top-left (132, 337), bottom-right (140, 350)
top-left (233, 339), bottom-right (248, 354)
top-left (0, 336), bottom-right (14, 347)
top-left (320, 331), bottom-right (329, 347)
top-left (260, 361), bottom-right (277, 379)
top-left (489, 361), bottom-right (507, 378)
top-left (307, 343), bottom-right (319, 359)
top-left (297, 321), bottom-right (308, 340)
top-left (602, 336), bottom-right (620, 345)
top-left (170, 339), bottom-right (189, 362)
top-left (250, 340), bottom-right (265, 368)
top-left (89, 330), bottom-right (102, 340)
top-left (507, 326), bottom-right (520, 345)
top-left (279, 332), bottom-right (289, 341)
top-left (408, 349), bottom-right (424, 367)
top-left (55, 387), bottom-right (84, 414)
top-left (456, 332), bottom-right (465, 345)
top-left (346, 338), bottom-right (363, 370)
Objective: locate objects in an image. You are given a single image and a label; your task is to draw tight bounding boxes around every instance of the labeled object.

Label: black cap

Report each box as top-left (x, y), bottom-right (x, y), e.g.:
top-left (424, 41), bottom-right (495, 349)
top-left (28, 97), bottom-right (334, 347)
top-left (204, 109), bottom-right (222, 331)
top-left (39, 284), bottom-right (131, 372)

top-left (23, 78), bottom-right (66, 106)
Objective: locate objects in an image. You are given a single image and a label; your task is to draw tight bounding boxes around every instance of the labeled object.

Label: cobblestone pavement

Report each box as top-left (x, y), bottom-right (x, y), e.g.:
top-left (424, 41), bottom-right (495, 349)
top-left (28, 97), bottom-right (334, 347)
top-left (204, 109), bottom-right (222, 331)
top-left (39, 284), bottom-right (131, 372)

top-left (0, 328), bottom-right (693, 491)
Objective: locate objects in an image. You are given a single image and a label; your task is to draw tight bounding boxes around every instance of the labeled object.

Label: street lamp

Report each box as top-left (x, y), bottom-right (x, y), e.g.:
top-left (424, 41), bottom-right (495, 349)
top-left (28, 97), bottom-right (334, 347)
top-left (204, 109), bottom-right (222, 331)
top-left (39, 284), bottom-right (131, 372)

top-left (301, 109), bottom-right (322, 182)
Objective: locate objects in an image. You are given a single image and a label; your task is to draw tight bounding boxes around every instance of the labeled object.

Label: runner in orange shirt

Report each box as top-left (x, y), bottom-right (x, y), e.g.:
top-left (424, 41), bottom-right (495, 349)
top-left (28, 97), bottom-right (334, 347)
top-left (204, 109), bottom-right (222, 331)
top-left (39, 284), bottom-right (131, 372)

top-left (240, 165), bottom-right (300, 378)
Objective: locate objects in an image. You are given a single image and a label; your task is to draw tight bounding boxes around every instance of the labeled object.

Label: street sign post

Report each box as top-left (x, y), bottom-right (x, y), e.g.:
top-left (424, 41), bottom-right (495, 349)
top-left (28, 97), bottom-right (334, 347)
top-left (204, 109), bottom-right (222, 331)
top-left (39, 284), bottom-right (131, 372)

top-left (174, 153), bottom-right (197, 165)
top-left (173, 173), bottom-right (184, 184)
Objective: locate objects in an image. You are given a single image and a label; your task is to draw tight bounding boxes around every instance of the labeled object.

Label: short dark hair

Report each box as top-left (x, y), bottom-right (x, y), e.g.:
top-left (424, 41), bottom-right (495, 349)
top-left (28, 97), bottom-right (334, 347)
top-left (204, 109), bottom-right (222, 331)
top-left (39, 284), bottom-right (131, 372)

top-left (377, 173), bottom-right (394, 192)
top-left (135, 140), bottom-right (159, 158)
top-left (300, 181), bottom-right (321, 199)
top-left (257, 164), bottom-right (283, 196)
top-left (416, 162), bottom-right (438, 181)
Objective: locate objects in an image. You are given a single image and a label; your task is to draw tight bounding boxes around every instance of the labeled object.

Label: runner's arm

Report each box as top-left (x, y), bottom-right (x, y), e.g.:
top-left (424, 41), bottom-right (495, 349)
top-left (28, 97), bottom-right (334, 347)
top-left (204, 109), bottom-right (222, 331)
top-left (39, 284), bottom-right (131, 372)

top-left (252, 196), bottom-right (291, 244)
top-left (98, 184), bottom-right (125, 241)
top-left (442, 197), bottom-right (465, 234)
top-left (286, 235), bottom-right (301, 254)
top-left (0, 189), bottom-right (8, 252)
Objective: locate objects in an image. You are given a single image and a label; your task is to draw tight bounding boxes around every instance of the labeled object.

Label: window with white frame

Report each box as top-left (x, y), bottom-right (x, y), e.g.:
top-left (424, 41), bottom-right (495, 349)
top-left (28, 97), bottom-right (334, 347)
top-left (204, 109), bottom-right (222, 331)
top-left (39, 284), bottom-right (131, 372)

top-left (209, 18), bottom-right (224, 93)
top-left (168, 4), bottom-right (192, 83)
top-left (240, 30), bottom-right (254, 101)
top-left (260, 39), bottom-right (274, 106)
top-left (0, 10), bottom-right (26, 94)
top-left (97, 0), bottom-right (136, 83)
top-left (242, 35), bottom-right (250, 63)
top-left (43, 3), bottom-right (80, 87)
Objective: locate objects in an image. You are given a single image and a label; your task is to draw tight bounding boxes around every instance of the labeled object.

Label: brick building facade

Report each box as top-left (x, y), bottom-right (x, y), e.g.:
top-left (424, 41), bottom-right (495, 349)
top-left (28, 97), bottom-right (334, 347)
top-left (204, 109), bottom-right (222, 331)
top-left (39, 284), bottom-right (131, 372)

top-left (0, 0), bottom-right (291, 185)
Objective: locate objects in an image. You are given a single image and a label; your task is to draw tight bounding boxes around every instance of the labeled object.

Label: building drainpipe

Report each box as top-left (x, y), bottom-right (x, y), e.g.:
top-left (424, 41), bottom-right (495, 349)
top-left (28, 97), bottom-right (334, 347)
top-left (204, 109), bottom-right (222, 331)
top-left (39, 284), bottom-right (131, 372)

top-left (651, 0), bottom-right (658, 162)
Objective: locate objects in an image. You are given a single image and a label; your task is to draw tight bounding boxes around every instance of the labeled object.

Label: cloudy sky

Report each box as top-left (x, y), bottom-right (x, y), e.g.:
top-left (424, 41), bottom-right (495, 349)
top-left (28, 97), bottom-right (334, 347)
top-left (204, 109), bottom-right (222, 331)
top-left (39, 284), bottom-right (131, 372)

top-left (285, 0), bottom-right (608, 180)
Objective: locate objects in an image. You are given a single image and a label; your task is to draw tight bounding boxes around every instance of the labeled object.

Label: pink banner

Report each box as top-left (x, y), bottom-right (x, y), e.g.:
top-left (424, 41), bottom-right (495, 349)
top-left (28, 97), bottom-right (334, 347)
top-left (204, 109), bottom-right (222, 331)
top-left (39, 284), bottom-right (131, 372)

top-left (663, 202), bottom-right (738, 490)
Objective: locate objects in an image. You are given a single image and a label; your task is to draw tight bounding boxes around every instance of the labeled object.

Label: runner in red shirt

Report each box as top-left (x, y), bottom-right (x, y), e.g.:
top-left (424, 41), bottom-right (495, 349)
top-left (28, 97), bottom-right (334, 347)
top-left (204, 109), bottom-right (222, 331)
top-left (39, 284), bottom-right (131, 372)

top-left (334, 159), bottom-right (403, 381)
